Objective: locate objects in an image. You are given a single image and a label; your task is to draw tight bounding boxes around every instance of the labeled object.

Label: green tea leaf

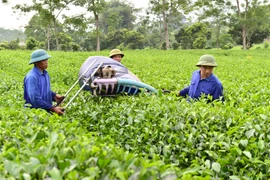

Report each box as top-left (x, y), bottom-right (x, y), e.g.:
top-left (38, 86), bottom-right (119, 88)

top-left (239, 139), bottom-right (248, 147)
top-left (205, 159), bottom-right (211, 169)
top-left (258, 140), bottom-right (265, 150)
top-left (229, 176), bottom-right (241, 180)
top-left (212, 162), bottom-right (221, 173)
top-left (245, 129), bottom-right (255, 139)
top-left (243, 151), bottom-right (252, 160)
top-left (49, 167), bottom-right (62, 180)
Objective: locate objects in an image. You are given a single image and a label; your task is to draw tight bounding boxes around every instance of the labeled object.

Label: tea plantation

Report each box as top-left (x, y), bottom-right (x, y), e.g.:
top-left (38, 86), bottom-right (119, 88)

top-left (0, 49), bottom-right (270, 179)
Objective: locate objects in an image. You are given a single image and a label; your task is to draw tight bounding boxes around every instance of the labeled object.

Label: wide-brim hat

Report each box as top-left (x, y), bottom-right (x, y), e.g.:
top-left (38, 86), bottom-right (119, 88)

top-left (109, 49), bottom-right (124, 58)
top-left (196, 55), bottom-right (217, 67)
top-left (29, 49), bottom-right (52, 64)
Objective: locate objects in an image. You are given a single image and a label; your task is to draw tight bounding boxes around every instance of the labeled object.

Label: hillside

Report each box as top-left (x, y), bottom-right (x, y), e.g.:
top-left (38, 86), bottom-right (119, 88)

top-left (0, 27), bottom-right (25, 42)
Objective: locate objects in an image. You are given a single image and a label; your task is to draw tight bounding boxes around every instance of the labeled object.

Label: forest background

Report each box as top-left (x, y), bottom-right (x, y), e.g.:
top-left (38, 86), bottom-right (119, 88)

top-left (0, 0), bottom-right (270, 51)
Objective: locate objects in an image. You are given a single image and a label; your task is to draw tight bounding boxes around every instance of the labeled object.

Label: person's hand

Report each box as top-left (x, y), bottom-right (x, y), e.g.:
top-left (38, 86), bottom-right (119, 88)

top-left (162, 89), bottom-right (180, 96)
top-left (51, 106), bottom-right (64, 115)
top-left (55, 94), bottom-right (65, 104)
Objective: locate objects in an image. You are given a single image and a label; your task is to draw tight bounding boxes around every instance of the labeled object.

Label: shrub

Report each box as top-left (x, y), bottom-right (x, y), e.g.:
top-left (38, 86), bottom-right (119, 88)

top-left (0, 41), bottom-right (9, 49)
top-left (256, 46), bottom-right (262, 49)
top-left (60, 44), bottom-right (68, 51)
top-left (160, 42), bottom-right (167, 50)
top-left (205, 45), bottom-right (212, 49)
top-left (263, 41), bottom-right (269, 49)
top-left (71, 43), bottom-right (80, 51)
top-left (8, 38), bottom-right (20, 50)
top-left (26, 37), bottom-right (39, 50)
top-left (222, 43), bottom-right (234, 50)
top-left (172, 42), bottom-right (180, 50)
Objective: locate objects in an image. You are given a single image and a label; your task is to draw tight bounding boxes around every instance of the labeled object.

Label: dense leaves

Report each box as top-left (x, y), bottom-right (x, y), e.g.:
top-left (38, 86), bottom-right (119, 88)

top-left (175, 22), bottom-right (212, 49)
top-left (1, 49), bottom-right (270, 178)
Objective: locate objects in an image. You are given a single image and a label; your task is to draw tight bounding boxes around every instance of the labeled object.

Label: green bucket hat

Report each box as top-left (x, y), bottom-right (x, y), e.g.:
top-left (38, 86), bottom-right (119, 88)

top-left (109, 49), bottom-right (124, 58)
top-left (29, 49), bottom-right (52, 65)
top-left (196, 55), bottom-right (217, 67)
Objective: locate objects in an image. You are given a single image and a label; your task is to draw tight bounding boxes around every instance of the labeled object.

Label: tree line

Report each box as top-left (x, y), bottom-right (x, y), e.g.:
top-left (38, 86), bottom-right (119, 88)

top-left (1, 0), bottom-right (270, 51)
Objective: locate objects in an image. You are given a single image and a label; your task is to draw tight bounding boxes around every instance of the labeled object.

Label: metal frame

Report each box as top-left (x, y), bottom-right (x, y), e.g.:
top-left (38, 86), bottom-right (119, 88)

top-left (59, 60), bottom-right (158, 111)
top-left (63, 62), bottom-right (104, 110)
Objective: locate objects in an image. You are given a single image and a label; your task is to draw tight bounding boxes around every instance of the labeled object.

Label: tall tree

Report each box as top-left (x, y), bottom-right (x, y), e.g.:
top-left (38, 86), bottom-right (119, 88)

top-left (106, 28), bottom-right (145, 49)
top-left (233, 0), bottom-right (270, 49)
top-left (75, 0), bottom-right (106, 51)
top-left (14, 0), bottom-right (74, 50)
top-left (193, 0), bottom-right (232, 49)
top-left (99, 0), bottom-right (137, 34)
top-left (175, 22), bottom-right (211, 49)
top-left (149, 0), bottom-right (169, 50)
top-left (62, 14), bottom-right (88, 47)
top-left (229, 4), bottom-right (270, 48)
top-left (136, 15), bottom-right (163, 49)
top-left (149, 0), bottom-right (191, 50)
top-left (25, 14), bottom-right (52, 49)
top-left (193, 0), bottom-right (270, 50)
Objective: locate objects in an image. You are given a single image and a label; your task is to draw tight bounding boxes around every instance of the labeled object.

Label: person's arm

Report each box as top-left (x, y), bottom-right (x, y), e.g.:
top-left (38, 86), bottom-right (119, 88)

top-left (51, 93), bottom-right (65, 115)
top-left (212, 84), bottom-right (224, 101)
top-left (54, 94), bottom-right (65, 104)
top-left (51, 91), bottom-right (56, 101)
top-left (26, 76), bottom-right (54, 110)
top-left (179, 86), bottom-right (190, 97)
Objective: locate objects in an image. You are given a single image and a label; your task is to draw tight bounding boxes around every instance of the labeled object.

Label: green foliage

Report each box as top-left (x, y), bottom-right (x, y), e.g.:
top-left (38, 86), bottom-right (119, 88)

top-left (71, 42), bottom-right (80, 52)
top-left (204, 45), bottom-right (212, 49)
top-left (106, 28), bottom-right (145, 49)
top-left (263, 41), bottom-right (269, 49)
top-left (54, 32), bottom-right (80, 52)
top-left (228, 2), bottom-right (270, 49)
top-left (99, 0), bottom-right (137, 34)
top-left (219, 33), bottom-right (234, 49)
top-left (18, 0), bottom-right (74, 51)
top-left (6, 0), bottom-right (270, 52)
top-left (175, 22), bottom-right (212, 49)
top-left (193, 0), bottom-right (232, 49)
top-left (256, 46), bottom-right (262, 50)
top-left (26, 36), bottom-right (39, 50)
top-left (160, 41), bottom-right (167, 50)
top-left (193, 36), bottom-right (207, 49)
top-left (1, 41), bottom-right (270, 178)
top-left (0, 41), bottom-right (9, 49)
top-left (172, 42), bottom-right (180, 50)
top-left (8, 38), bottom-right (20, 50)
top-left (221, 43), bottom-right (234, 50)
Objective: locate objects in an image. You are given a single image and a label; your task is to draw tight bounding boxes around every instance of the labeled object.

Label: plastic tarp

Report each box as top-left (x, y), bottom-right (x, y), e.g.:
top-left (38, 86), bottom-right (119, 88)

top-left (78, 56), bottom-right (140, 91)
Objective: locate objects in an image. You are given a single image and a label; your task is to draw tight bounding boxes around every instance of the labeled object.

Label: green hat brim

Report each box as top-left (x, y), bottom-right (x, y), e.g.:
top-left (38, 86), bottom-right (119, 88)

top-left (196, 61), bottom-right (217, 67)
top-left (29, 54), bottom-right (52, 64)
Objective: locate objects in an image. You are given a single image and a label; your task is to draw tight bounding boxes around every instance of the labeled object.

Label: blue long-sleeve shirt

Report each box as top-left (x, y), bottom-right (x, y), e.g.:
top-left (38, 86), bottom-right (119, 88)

top-left (180, 70), bottom-right (223, 101)
top-left (24, 66), bottom-right (56, 110)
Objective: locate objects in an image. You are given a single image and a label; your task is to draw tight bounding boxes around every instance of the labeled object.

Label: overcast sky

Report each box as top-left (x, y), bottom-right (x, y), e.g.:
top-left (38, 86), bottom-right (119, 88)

top-left (0, 0), bottom-right (149, 30)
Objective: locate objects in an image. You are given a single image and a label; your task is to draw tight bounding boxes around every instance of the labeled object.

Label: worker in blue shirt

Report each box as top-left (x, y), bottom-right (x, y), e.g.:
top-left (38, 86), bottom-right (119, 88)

top-left (178, 55), bottom-right (224, 101)
top-left (24, 49), bottom-right (64, 115)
